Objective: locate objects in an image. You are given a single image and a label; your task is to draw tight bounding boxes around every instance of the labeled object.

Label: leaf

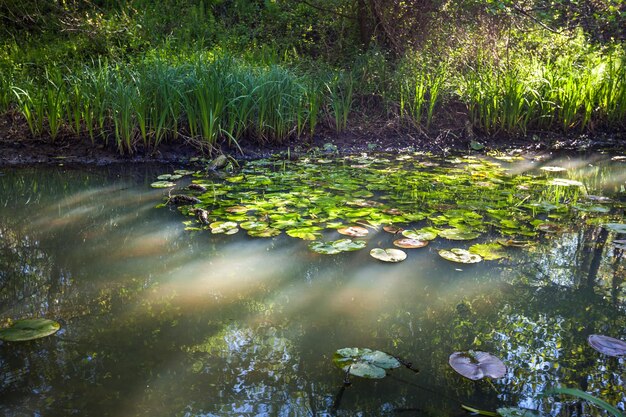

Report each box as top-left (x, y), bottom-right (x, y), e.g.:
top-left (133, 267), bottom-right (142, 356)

top-left (604, 223), bottom-right (626, 234)
top-left (540, 166), bottom-right (566, 172)
top-left (0, 318), bottom-right (60, 342)
top-left (470, 140), bottom-right (485, 151)
top-left (393, 238), bottom-right (429, 249)
top-left (337, 226), bottom-right (369, 237)
top-left (469, 243), bottom-right (508, 260)
top-left (151, 181), bottom-right (176, 188)
top-left (438, 249), bottom-right (482, 264)
top-left (209, 221), bottom-right (238, 234)
top-left (370, 248), bottom-right (407, 263)
top-left (247, 228), bottom-right (281, 238)
top-left (587, 334), bottom-right (626, 357)
top-left (543, 388), bottom-right (625, 417)
top-left (333, 347), bottom-right (401, 379)
top-left (461, 405), bottom-right (498, 416)
top-left (402, 228), bottom-right (438, 241)
top-left (449, 351), bottom-right (506, 380)
top-left (439, 228), bottom-right (481, 240)
top-left (286, 227), bottom-right (322, 240)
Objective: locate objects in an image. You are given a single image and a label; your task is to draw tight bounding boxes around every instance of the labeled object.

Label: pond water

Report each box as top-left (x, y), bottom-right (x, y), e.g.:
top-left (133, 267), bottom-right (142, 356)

top-left (0, 152), bottom-right (625, 417)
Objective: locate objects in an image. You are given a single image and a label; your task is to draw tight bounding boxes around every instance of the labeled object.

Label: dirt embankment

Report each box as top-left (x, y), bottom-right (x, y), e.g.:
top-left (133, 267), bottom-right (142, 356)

top-left (0, 112), bottom-right (624, 166)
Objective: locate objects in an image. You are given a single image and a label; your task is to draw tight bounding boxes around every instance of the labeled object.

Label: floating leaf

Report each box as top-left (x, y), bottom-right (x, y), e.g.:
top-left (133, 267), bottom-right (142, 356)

top-left (370, 248), bottom-right (407, 263)
top-left (240, 221), bottom-right (268, 231)
top-left (174, 170), bottom-right (195, 176)
top-left (540, 166), bottom-right (566, 172)
top-left (439, 228), bottom-right (481, 241)
top-left (383, 225), bottom-right (404, 234)
top-left (309, 239), bottom-right (366, 255)
top-left (210, 221), bottom-right (238, 235)
top-left (248, 228), bottom-right (281, 237)
top-left (393, 238), bottom-right (428, 249)
top-left (497, 239), bottom-right (533, 248)
top-left (449, 351), bottom-right (506, 380)
top-left (536, 222), bottom-right (561, 233)
top-left (333, 347), bottom-right (401, 379)
top-left (604, 223), bottom-right (626, 234)
top-left (151, 181), bottom-right (176, 188)
top-left (587, 334), bottom-right (626, 357)
top-left (0, 318), bottom-right (60, 342)
top-left (338, 226), bottom-right (369, 237)
top-left (286, 227), bottom-right (322, 240)
top-left (497, 407), bottom-right (541, 417)
top-left (438, 249), bottom-right (482, 264)
top-left (402, 228), bottom-right (438, 241)
top-left (225, 205), bottom-right (248, 214)
top-left (469, 243), bottom-right (508, 260)
top-left (470, 141), bottom-right (485, 151)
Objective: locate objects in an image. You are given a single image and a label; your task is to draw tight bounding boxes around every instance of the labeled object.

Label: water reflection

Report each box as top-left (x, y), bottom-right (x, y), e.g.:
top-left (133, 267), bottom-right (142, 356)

top-left (0, 156), bottom-right (624, 416)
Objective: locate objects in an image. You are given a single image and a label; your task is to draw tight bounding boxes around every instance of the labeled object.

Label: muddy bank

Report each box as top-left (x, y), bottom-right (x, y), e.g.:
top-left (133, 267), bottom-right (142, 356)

top-left (1, 112), bottom-right (624, 166)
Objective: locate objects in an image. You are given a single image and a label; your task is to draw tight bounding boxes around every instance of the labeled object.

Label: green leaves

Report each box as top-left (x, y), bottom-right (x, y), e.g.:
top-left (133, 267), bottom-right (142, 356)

top-left (438, 249), bottom-right (482, 264)
top-left (0, 319), bottom-right (61, 342)
top-left (333, 348), bottom-right (401, 379)
top-left (370, 248), bottom-right (407, 263)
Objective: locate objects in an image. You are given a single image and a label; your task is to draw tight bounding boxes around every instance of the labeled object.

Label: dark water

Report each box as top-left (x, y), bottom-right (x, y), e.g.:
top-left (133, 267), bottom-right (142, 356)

top-left (0, 153), bottom-right (624, 417)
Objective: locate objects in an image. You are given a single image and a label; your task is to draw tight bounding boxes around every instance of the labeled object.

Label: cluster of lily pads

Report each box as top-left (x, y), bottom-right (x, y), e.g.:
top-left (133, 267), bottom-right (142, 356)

top-left (332, 333), bottom-right (626, 416)
top-left (155, 153), bottom-right (625, 264)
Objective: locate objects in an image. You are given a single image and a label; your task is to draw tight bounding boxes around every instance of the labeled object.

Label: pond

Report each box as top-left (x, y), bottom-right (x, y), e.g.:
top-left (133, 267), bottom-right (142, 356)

top-left (0, 152), bottom-right (625, 417)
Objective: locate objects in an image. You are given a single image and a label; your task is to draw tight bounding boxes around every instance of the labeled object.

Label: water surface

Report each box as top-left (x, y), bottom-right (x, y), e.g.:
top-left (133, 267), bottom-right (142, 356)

top-left (0, 153), bottom-right (625, 417)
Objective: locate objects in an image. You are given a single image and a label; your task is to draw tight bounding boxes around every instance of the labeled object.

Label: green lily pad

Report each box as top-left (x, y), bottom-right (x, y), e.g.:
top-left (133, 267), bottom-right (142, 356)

top-left (286, 227), bottom-right (322, 240)
top-left (497, 407), bottom-right (541, 417)
top-left (248, 228), bottom-right (281, 238)
top-left (333, 347), bottom-right (401, 379)
top-left (497, 238), bottom-right (533, 248)
top-left (402, 228), bottom-right (438, 241)
top-left (393, 238), bottom-right (428, 249)
top-left (0, 318), bottom-right (60, 342)
top-left (604, 223), bottom-right (626, 234)
top-left (370, 248), bottom-right (407, 263)
top-left (337, 226), bottom-right (369, 237)
top-left (438, 249), bottom-right (482, 264)
top-left (151, 181), bottom-right (176, 188)
top-left (174, 170), bottom-right (195, 176)
top-left (240, 221), bottom-right (269, 231)
top-left (449, 351), bottom-right (506, 380)
top-left (439, 228), bottom-right (481, 241)
top-left (210, 221), bottom-right (239, 234)
top-left (309, 239), bottom-right (367, 254)
top-left (469, 243), bottom-right (508, 260)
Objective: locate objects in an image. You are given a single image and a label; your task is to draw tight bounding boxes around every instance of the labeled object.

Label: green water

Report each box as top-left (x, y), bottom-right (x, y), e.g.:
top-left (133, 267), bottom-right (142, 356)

top-left (0, 153), bottom-right (625, 417)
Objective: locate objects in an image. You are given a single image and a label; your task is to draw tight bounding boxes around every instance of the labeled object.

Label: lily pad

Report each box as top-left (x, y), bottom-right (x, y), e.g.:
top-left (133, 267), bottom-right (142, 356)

top-left (469, 243), bottom-right (508, 260)
top-left (151, 181), bottom-right (176, 188)
top-left (438, 249), bottom-right (482, 264)
top-left (286, 227), bottom-right (322, 240)
top-left (370, 248), bottom-right (407, 263)
top-left (604, 223), bottom-right (626, 234)
top-left (248, 228), bottom-right (281, 238)
top-left (587, 334), bottom-right (626, 357)
top-left (383, 225), bottom-right (404, 234)
top-left (393, 238), bottom-right (429, 249)
top-left (449, 351), bottom-right (506, 380)
top-left (402, 228), bottom-right (438, 241)
top-left (309, 239), bottom-right (367, 254)
top-left (439, 228), bottom-right (481, 241)
top-left (540, 166), bottom-right (566, 172)
top-left (210, 221), bottom-right (239, 235)
top-left (338, 226), bottom-right (369, 237)
top-left (240, 221), bottom-right (269, 231)
top-left (0, 318), bottom-right (61, 342)
top-left (333, 347), bottom-right (401, 379)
